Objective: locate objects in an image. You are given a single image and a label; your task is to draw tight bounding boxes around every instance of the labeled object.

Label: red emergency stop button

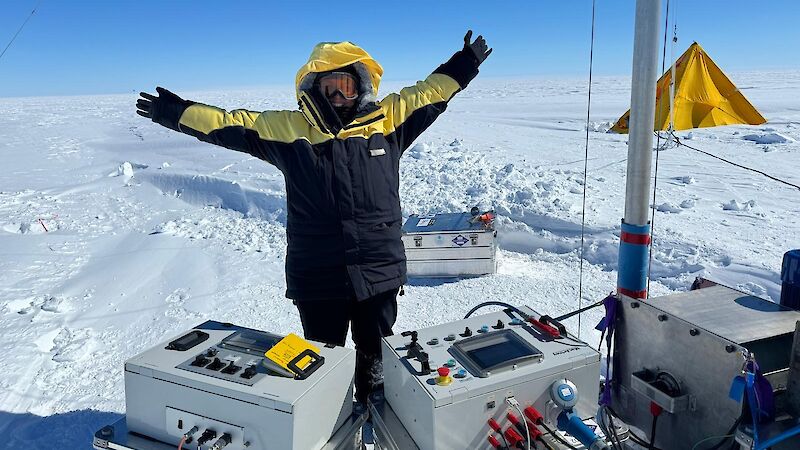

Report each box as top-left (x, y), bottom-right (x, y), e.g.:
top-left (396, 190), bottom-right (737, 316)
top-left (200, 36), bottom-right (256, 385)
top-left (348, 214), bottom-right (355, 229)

top-left (435, 367), bottom-right (453, 386)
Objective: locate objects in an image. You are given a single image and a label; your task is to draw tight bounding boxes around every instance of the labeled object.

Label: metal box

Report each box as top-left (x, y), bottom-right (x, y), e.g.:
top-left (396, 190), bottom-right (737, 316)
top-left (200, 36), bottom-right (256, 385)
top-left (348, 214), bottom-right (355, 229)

top-left (612, 285), bottom-right (800, 449)
top-left (401, 212), bottom-right (497, 277)
top-left (123, 321), bottom-right (355, 450)
top-left (382, 306), bottom-right (600, 450)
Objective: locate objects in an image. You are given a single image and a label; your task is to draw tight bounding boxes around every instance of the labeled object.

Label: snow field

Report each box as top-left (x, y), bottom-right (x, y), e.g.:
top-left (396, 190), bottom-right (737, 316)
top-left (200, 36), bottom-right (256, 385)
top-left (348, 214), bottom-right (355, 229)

top-left (0, 72), bottom-right (798, 447)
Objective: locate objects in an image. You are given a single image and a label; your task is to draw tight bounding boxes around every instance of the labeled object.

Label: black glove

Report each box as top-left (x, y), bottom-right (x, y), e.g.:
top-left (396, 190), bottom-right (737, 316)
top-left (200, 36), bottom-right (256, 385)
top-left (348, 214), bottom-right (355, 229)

top-left (136, 87), bottom-right (192, 131)
top-left (463, 30), bottom-right (492, 65)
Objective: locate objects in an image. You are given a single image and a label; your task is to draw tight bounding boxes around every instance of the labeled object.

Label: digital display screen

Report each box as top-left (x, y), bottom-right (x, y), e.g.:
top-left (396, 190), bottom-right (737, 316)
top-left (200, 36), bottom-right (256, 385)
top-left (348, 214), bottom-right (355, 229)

top-left (466, 338), bottom-right (533, 370)
top-left (452, 330), bottom-right (542, 376)
top-left (220, 330), bottom-right (282, 355)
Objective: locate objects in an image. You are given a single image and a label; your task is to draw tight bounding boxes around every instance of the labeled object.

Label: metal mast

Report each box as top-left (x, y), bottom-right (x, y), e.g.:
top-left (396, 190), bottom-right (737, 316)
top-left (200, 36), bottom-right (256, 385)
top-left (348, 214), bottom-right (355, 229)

top-left (617, 0), bottom-right (662, 299)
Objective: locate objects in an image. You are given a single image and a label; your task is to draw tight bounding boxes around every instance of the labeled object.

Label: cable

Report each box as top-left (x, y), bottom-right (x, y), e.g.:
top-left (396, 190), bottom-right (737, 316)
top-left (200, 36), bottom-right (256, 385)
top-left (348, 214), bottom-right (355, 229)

top-left (649, 414), bottom-right (659, 450)
top-left (463, 301), bottom-right (530, 320)
top-left (577, 0), bottom-right (597, 340)
top-left (553, 298), bottom-right (605, 322)
top-left (539, 422), bottom-right (581, 450)
top-left (646, 0), bottom-right (675, 298)
top-left (177, 436), bottom-right (186, 450)
top-left (507, 399), bottom-right (531, 450)
top-left (691, 434), bottom-right (735, 450)
top-left (668, 132), bottom-right (800, 191)
top-left (704, 417), bottom-right (741, 450)
top-left (0, 1), bottom-right (43, 62)
top-left (604, 406), bottom-right (664, 450)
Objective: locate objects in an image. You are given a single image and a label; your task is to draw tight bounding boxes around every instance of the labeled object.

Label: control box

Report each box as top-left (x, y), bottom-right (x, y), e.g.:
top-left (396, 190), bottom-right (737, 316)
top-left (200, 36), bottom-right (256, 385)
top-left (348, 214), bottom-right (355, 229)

top-left (382, 306), bottom-right (600, 450)
top-left (402, 211), bottom-right (497, 277)
top-left (124, 321), bottom-right (355, 450)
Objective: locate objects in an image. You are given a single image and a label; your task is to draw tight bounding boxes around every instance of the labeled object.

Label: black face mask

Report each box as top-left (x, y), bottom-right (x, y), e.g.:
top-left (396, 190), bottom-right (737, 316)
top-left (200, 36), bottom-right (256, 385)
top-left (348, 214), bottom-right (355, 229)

top-left (331, 101), bottom-right (356, 124)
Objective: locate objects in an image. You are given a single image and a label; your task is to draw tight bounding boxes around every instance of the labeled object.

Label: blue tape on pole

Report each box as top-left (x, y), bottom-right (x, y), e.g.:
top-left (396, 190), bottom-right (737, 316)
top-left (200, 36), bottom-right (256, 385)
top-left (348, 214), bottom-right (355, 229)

top-left (617, 220), bottom-right (651, 295)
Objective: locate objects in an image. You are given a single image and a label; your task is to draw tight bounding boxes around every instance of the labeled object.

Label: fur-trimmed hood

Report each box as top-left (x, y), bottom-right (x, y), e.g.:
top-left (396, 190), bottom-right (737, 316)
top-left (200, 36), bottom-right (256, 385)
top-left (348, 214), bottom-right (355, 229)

top-left (296, 42), bottom-right (383, 112)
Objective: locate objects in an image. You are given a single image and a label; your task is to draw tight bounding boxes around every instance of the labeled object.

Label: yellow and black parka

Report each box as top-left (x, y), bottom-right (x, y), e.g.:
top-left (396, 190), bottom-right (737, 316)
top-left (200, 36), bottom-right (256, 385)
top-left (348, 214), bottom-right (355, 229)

top-left (157, 42), bottom-right (481, 301)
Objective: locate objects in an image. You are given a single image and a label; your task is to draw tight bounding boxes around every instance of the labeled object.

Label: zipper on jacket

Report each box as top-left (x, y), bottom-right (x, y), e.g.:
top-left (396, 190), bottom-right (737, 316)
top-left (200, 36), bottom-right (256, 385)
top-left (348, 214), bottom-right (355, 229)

top-left (300, 93), bottom-right (331, 135)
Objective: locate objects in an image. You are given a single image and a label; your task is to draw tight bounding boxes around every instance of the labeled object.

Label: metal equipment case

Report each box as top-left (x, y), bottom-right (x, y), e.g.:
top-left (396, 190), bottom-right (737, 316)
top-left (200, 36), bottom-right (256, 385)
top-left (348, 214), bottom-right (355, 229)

top-left (401, 212), bottom-right (497, 277)
top-left (612, 285), bottom-right (800, 449)
top-left (381, 306), bottom-right (600, 450)
top-left (118, 321), bottom-right (355, 450)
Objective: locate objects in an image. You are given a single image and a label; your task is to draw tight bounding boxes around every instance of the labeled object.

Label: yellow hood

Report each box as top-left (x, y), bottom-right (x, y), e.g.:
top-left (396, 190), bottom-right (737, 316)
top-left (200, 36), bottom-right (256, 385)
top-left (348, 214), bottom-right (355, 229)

top-left (295, 41), bottom-right (383, 100)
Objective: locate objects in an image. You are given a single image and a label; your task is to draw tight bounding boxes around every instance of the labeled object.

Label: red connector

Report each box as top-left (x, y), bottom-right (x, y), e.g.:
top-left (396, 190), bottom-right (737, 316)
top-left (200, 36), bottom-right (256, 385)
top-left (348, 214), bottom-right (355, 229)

top-left (527, 421), bottom-right (542, 440)
top-left (504, 427), bottom-right (524, 448)
top-left (487, 418), bottom-right (502, 433)
top-left (527, 317), bottom-right (561, 338)
top-left (487, 435), bottom-right (503, 449)
top-left (650, 401), bottom-right (663, 417)
top-left (523, 406), bottom-right (544, 425)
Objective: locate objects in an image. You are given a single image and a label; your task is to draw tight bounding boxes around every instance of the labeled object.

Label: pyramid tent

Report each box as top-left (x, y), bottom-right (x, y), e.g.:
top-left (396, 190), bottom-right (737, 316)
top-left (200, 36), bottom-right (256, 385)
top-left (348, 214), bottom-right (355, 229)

top-left (610, 42), bottom-right (766, 133)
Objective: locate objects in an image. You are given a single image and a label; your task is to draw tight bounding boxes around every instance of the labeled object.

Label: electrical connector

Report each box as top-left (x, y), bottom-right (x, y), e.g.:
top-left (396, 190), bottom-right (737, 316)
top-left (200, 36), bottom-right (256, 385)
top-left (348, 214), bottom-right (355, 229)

top-left (487, 434), bottom-right (503, 449)
top-left (182, 426), bottom-right (199, 443)
top-left (506, 396), bottom-right (520, 407)
top-left (523, 406), bottom-right (544, 425)
top-left (504, 427), bottom-right (524, 448)
top-left (209, 433), bottom-right (232, 450)
top-left (488, 418), bottom-right (502, 433)
top-left (196, 429), bottom-right (217, 446)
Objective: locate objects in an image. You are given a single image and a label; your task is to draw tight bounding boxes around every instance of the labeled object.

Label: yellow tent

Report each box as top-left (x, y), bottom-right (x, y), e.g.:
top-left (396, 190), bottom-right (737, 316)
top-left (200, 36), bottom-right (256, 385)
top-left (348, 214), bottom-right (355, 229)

top-left (610, 42), bottom-right (766, 133)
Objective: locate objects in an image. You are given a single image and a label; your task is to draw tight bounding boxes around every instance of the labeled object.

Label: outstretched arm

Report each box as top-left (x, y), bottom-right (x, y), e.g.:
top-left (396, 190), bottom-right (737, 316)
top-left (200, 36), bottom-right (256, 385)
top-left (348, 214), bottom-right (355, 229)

top-left (136, 88), bottom-right (286, 168)
top-left (380, 30), bottom-right (492, 152)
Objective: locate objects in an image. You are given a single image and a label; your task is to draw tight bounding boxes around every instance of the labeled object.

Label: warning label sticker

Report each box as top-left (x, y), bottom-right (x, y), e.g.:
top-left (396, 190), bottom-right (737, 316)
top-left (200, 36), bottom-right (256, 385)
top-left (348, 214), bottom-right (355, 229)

top-left (417, 218), bottom-right (433, 227)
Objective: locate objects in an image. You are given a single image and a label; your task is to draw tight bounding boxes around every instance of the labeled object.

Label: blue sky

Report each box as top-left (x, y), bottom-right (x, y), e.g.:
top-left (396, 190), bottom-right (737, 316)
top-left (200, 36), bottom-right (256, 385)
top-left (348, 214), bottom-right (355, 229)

top-left (1, 1), bottom-right (798, 97)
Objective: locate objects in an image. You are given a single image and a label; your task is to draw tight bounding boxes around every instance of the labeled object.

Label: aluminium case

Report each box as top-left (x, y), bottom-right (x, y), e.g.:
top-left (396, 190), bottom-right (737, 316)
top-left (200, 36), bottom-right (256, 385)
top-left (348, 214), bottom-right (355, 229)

top-left (612, 285), bottom-right (800, 450)
top-left (401, 212), bottom-right (497, 277)
top-left (124, 321), bottom-right (355, 450)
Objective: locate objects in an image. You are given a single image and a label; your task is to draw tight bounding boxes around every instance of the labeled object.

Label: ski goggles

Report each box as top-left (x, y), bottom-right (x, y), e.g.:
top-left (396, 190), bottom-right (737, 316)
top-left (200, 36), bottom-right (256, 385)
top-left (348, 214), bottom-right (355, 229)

top-left (317, 72), bottom-right (359, 100)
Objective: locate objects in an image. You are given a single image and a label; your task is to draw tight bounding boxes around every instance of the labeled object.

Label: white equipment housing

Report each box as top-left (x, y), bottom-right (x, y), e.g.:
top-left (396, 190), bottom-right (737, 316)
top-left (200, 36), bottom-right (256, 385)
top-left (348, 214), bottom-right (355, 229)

top-left (123, 321), bottom-right (355, 450)
top-left (382, 305), bottom-right (600, 450)
top-left (402, 212), bottom-right (497, 277)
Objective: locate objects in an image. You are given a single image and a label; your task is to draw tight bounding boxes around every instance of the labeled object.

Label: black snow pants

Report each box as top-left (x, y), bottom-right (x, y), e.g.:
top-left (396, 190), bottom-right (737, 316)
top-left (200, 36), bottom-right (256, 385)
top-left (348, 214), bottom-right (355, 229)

top-left (294, 287), bottom-right (399, 403)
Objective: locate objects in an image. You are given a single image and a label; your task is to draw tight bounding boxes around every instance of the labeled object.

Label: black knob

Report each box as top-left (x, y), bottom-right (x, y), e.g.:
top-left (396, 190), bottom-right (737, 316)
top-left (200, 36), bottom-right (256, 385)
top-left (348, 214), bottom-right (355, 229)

top-left (420, 359), bottom-right (432, 375)
top-left (401, 330), bottom-right (419, 343)
top-left (689, 328), bottom-right (700, 336)
top-left (241, 365), bottom-right (258, 379)
top-left (205, 348), bottom-right (217, 357)
top-left (493, 320), bottom-right (505, 330)
top-left (461, 327), bottom-right (473, 337)
top-left (191, 354), bottom-right (209, 367)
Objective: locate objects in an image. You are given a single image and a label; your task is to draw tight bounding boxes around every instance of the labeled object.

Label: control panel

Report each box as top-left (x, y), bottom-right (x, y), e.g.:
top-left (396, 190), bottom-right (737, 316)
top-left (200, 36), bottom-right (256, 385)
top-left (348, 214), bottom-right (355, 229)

top-left (175, 327), bottom-right (293, 386)
top-left (124, 321), bottom-right (355, 450)
top-left (382, 305), bottom-right (601, 450)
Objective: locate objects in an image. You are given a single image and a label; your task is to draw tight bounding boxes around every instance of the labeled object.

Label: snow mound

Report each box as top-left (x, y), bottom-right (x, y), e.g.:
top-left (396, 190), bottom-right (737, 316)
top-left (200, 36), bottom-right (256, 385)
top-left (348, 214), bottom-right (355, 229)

top-left (722, 199), bottom-right (757, 211)
top-left (587, 121), bottom-right (614, 133)
top-left (152, 211), bottom-right (287, 256)
top-left (742, 132), bottom-right (793, 144)
top-left (655, 202), bottom-right (682, 213)
top-left (673, 176), bottom-right (696, 185)
top-left (140, 172), bottom-right (287, 222)
top-left (108, 161), bottom-right (148, 178)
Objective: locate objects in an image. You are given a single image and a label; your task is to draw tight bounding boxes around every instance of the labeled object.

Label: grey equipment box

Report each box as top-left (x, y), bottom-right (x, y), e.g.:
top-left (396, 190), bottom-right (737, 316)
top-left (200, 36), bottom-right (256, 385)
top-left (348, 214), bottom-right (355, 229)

top-left (612, 284), bottom-right (800, 450)
top-left (93, 409), bottom-right (368, 450)
top-left (401, 211), bottom-right (497, 277)
top-left (121, 321), bottom-right (355, 450)
top-left (381, 305), bottom-right (600, 450)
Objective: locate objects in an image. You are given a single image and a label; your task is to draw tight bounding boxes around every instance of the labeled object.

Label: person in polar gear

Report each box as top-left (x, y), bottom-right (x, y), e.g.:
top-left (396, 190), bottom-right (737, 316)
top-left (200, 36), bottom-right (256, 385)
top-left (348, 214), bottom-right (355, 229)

top-left (136, 31), bottom-right (491, 402)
